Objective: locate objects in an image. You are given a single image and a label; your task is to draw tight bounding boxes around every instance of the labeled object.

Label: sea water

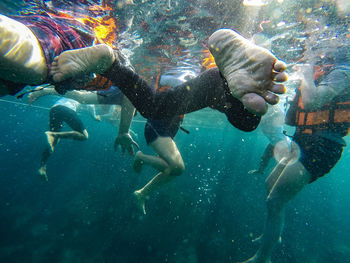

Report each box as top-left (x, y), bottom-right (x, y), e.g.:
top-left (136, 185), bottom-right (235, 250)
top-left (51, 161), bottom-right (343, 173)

top-left (1, 1), bottom-right (350, 262)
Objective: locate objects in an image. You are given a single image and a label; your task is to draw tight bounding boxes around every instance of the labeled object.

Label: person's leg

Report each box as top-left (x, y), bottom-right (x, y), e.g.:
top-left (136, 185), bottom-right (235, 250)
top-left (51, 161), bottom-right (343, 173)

top-left (133, 137), bottom-right (185, 214)
top-left (242, 160), bottom-right (311, 263)
top-left (133, 150), bottom-right (169, 173)
top-left (51, 45), bottom-right (225, 118)
top-left (50, 29), bottom-right (287, 116)
top-left (28, 87), bottom-right (101, 105)
top-left (0, 15), bottom-right (47, 87)
top-left (38, 147), bottom-right (51, 181)
top-left (46, 129), bottom-right (88, 151)
top-left (41, 105), bottom-right (88, 172)
top-left (38, 106), bottom-right (63, 180)
top-left (249, 143), bottom-right (274, 174)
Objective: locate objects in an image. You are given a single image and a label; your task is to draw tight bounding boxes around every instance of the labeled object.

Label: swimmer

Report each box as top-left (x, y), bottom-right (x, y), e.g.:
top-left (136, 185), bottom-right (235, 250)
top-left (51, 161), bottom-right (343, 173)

top-left (132, 73), bottom-right (189, 214)
top-left (241, 46), bottom-right (350, 263)
top-left (37, 98), bottom-right (88, 181)
top-left (28, 85), bottom-right (138, 155)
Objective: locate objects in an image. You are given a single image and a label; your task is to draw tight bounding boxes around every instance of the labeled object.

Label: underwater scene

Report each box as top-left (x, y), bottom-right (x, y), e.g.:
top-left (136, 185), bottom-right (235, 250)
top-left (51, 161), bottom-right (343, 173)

top-left (1, 0), bottom-right (350, 262)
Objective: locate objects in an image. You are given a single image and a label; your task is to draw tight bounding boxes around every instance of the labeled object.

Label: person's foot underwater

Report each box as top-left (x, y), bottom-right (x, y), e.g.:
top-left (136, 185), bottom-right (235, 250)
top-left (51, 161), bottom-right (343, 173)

top-left (208, 29), bottom-right (287, 115)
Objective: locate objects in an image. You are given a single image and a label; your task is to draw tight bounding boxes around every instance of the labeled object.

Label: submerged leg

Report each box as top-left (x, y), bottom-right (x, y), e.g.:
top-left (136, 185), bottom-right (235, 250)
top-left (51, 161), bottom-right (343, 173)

top-left (133, 137), bottom-right (185, 214)
top-left (46, 130), bottom-right (88, 151)
top-left (242, 160), bottom-right (310, 263)
top-left (0, 14), bottom-right (47, 85)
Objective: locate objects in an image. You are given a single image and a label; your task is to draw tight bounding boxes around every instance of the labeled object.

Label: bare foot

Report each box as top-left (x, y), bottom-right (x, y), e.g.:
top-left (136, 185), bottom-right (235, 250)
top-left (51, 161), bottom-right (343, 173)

top-left (50, 44), bottom-right (115, 82)
top-left (133, 151), bottom-right (144, 173)
top-left (208, 29), bottom-right (287, 116)
top-left (133, 190), bottom-right (146, 215)
top-left (38, 166), bottom-right (48, 181)
top-left (45, 131), bottom-right (58, 152)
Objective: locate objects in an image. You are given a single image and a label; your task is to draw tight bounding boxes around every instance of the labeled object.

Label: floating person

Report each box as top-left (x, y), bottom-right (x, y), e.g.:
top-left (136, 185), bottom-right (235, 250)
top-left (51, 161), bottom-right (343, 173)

top-left (49, 29), bottom-right (288, 132)
top-left (28, 85), bottom-right (138, 155)
top-left (132, 71), bottom-right (193, 214)
top-left (36, 97), bottom-right (89, 181)
top-left (248, 103), bottom-right (291, 175)
top-left (241, 45), bottom-right (350, 263)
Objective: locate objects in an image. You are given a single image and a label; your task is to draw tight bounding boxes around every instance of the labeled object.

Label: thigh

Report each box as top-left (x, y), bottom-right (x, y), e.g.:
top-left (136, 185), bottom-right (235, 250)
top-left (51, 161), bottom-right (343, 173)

top-left (150, 137), bottom-right (184, 168)
top-left (267, 160), bottom-right (311, 206)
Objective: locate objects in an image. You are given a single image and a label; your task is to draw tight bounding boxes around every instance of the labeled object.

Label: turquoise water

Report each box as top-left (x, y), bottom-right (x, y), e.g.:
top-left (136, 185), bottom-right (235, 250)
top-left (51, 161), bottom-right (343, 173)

top-left (1, 1), bottom-right (350, 262)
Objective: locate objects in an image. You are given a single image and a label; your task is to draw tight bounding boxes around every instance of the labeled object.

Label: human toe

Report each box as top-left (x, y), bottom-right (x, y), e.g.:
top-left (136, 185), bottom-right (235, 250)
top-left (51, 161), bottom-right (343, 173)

top-left (241, 93), bottom-right (268, 116)
top-left (262, 91), bottom-right (280, 105)
top-left (273, 71), bottom-right (288, 82)
top-left (274, 60), bottom-right (287, 72)
top-left (270, 83), bottom-right (286, 94)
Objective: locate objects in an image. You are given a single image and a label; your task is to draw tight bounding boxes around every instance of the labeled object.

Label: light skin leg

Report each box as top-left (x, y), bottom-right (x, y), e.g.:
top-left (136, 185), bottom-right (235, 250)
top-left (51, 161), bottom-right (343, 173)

top-left (46, 130), bottom-right (88, 152)
top-left (242, 160), bottom-right (311, 263)
top-left (39, 129), bottom-right (88, 180)
top-left (28, 87), bottom-right (101, 105)
top-left (133, 137), bottom-right (185, 214)
top-left (0, 14), bottom-right (47, 88)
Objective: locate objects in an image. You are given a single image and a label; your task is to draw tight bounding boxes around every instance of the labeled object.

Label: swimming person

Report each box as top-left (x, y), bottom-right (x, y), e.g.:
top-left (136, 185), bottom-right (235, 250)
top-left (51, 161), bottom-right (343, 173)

top-left (241, 46), bottom-right (350, 263)
top-left (49, 29), bottom-right (288, 131)
top-left (28, 85), bottom-right (138, 155)
top-left (36, 98), bottom-right (89, 181)
top-left (132, 72), bottom-right (191, 214)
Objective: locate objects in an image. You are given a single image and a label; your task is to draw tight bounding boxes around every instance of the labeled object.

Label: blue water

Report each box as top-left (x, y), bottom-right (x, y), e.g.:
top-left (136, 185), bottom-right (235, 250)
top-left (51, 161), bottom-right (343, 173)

top-left (1, 1), bottom-right (350, 262)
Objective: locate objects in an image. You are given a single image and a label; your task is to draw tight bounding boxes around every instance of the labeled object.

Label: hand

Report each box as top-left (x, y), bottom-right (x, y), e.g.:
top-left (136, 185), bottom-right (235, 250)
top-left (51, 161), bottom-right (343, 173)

top-left (28, 91), bottom-right (40, 104)
top-left (114, 133), bottom-right (139, 156)
top-left (94, 115), bottom-right (102, 122)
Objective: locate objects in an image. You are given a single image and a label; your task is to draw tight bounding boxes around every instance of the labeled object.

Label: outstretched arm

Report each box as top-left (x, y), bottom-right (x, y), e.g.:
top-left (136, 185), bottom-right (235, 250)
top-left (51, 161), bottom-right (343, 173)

top-left (28, 86), bottom-right (58, 104)
top-left (114, 96), bottom-right (139, 155)
top-left (28, 86), bottom-right (101, 104)
top-left (300, 64), bottom-right (350, 110)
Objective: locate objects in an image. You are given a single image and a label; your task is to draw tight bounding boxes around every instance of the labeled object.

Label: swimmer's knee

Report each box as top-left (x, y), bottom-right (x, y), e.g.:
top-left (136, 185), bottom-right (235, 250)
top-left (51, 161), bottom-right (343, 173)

top-left (169, 162), bottom-right (185, 176)
top-left (82, 130), bottom-right (89, 140)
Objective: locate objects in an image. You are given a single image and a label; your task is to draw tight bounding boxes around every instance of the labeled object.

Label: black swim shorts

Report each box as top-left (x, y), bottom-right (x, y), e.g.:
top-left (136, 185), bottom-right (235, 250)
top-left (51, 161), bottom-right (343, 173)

top-left (144, 117), bottom-right (182, 145)
top-left (293, 133), bottom-right (344, 182)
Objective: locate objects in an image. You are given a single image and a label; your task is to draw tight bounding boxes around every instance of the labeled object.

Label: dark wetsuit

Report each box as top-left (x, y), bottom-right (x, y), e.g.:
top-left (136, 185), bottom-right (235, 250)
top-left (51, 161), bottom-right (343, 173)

top-left (102, 61), bottom-right (261, 132)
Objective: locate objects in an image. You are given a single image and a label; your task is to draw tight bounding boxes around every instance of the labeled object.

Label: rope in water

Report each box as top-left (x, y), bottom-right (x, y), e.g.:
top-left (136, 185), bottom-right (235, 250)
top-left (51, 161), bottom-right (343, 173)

top-left (0, 98), bottom-right (51, 111)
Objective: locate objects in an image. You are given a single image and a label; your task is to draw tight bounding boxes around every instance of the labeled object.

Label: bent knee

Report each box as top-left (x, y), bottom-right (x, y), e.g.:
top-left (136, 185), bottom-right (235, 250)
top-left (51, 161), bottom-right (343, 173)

top-left (82, 130), bottom-right (89, 140)
top-left (169, 162), bottom-right (185, 176)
